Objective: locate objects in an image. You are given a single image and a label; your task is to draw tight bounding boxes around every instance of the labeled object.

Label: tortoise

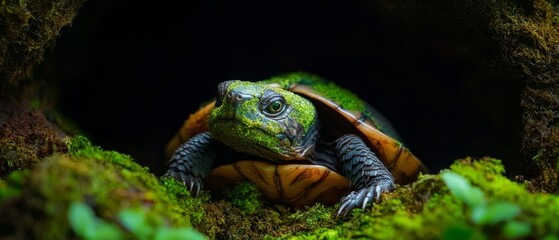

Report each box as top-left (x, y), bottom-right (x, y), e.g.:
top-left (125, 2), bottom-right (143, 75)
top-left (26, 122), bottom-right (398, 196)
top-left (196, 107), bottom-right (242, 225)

top-left (163, 72), bottom-right (427, 217)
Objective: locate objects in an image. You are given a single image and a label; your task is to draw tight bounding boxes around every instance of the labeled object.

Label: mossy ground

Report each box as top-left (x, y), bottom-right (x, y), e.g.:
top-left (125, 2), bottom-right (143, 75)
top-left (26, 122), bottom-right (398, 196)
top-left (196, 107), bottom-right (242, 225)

top-left (193, 157), bottom-right (559, 239)
top-left (1, 138), bottom-right (559, 239)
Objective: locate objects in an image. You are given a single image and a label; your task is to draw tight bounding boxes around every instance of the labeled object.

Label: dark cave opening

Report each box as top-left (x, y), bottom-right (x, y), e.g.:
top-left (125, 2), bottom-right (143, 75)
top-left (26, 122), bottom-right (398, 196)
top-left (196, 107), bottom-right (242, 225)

top-left (38, 0), bottom-right (521, 177)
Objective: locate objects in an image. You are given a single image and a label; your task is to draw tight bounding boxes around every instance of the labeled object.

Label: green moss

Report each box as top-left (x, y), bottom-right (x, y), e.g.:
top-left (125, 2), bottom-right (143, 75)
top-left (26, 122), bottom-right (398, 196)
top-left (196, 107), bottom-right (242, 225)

top-left (159, 176), bottom-right (208, 225)
top-left (4, 136), bottom-right (557, 239)
top-left (287, 203), bottom-right (337, 232)
top-left (488, 0), bottom-right (559, 176)
top-left (225, 182), bottom-right (263, 214)
top-left (0, 0), bottom-right (85, 86)
top-left (530, 148), bottom-right (559, 192)
top-left (67, 135), bottom-right (147, 172)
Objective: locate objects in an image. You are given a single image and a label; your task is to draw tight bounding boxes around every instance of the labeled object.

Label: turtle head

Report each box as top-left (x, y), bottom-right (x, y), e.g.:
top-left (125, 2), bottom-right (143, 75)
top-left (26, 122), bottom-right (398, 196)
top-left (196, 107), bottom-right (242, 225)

top-left (208, 80), bottom-right (319, 162)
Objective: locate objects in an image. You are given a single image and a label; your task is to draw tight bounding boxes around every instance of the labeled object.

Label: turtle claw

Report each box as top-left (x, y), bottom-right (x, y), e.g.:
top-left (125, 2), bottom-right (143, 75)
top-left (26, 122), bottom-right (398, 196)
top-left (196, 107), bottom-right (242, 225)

top-left (164, 169), bottom-right (203, 197)
top-left (335, 191), bottom-right (360, 217)
top-left (335, 184), bottom-right (392, 218)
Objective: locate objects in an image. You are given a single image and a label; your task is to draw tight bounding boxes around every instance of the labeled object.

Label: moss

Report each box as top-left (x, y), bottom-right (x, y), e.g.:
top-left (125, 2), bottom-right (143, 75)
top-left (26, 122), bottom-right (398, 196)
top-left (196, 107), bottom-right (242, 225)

top-left (0, 103), bottom-right (68, 177)
top-left (287, 203), bottom-right (337, 233)
top-left (67, 135), bottom-right (147, 172)
top-left (488, 2), bottom-right (559, 173)
top-left (528, 148), bottom-right (559, 193)
top-left (490, 0), bottom-right (559, 182)
top-left (225, 181), bottom-right (263, 214)
top-left (0, 0), bottom-right (85, 86)
top-left (0, 136), bottom-right (207, 239)
top-left (3, 137), bottom-right (558, 239)
top-left (159, 176), bottom-right (208, 226)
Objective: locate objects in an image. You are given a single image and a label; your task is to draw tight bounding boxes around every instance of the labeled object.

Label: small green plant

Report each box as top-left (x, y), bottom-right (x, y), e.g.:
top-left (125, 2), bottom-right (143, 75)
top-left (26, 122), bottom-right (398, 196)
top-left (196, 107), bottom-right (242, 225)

top-left (441, 172), bottom-right (531, 239)
top-left (68, 202), bottom-right (207, 240)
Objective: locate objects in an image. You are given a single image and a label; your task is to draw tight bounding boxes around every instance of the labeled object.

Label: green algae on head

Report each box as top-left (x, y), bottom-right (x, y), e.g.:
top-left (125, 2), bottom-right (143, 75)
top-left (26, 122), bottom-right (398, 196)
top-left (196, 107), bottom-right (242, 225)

top-left (208, 80), bottom-right (318, 162)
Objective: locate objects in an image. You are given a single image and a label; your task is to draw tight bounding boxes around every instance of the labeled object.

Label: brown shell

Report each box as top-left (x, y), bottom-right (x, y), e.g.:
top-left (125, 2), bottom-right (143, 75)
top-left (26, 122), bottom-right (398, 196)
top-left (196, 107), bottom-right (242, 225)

top-left (287, 84), bottom-right (427, 185)
top-left (206, 161), bottom-right (350, 206)
top-left (164, 82), bottom-right (427, 204)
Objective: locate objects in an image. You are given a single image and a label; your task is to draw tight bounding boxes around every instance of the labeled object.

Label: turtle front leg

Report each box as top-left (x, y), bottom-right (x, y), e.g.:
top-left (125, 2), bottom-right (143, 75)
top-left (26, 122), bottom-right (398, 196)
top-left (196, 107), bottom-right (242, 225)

top-left (334, 134), bottom-right (395, 217)
top-left (163, 132), bottom-right (215, 197)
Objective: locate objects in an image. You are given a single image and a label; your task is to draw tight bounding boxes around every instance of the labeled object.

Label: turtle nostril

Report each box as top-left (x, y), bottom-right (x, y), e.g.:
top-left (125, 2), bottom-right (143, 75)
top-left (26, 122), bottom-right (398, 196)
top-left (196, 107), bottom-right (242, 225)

top-left (228, 90), bottom-right (252, 103)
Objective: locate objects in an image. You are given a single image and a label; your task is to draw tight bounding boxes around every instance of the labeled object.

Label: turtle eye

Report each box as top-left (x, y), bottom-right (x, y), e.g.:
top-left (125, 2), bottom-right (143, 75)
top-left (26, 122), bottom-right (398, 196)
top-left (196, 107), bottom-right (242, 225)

top-left (261, 90), bottom-right (287, 117)
top-left (265, 100), bottom-right (284, 115)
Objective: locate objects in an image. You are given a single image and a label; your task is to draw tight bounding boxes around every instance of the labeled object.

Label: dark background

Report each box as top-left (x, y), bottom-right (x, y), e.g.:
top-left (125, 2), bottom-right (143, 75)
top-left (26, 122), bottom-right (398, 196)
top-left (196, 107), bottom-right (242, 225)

top-left (37, 1), bottom-right (521, 177)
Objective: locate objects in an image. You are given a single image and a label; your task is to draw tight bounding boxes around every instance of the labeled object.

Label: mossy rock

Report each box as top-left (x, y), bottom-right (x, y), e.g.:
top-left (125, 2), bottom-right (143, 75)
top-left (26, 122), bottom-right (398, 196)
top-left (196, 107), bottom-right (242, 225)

top-left (0, 136), bottom-right (206, 239)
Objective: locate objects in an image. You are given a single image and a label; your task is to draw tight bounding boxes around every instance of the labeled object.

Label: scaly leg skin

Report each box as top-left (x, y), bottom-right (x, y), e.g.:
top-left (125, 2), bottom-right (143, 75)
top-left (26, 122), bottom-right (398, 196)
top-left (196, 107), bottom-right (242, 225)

top-left (334, 134), bottom-right (395, 217)
top-left (163, 132), bottom-right (215, 197)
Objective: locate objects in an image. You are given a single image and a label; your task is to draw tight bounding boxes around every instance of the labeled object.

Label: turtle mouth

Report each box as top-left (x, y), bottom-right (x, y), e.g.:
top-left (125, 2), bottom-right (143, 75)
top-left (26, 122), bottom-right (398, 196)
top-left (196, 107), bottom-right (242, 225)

top-left (243, 127), bottom-right (313, 162)
top-left (253, 142), bottom-right (313, 163)
top-left (268, 119), bottom-right (319, 162)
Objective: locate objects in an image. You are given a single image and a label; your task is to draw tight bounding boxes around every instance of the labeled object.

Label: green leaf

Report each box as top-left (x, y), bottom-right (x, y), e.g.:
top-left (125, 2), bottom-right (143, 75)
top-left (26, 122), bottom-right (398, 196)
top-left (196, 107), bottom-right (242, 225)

top-left (89, 221), bottom-right (124, 240)
top-left (118, 208), bottom-right (153, 239)
top-left (153, 227), bottom-right (207, 240)
top-left (68, 202), bottom-right (124, 240)
top-left (68, 202), bottom-right (96, 237)
top-left (471, 201), bottom-right (520, 225)
top-left (441, 172), bottom-right (485, 207)
top-left (502, 220), bottom-right (531, 238)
